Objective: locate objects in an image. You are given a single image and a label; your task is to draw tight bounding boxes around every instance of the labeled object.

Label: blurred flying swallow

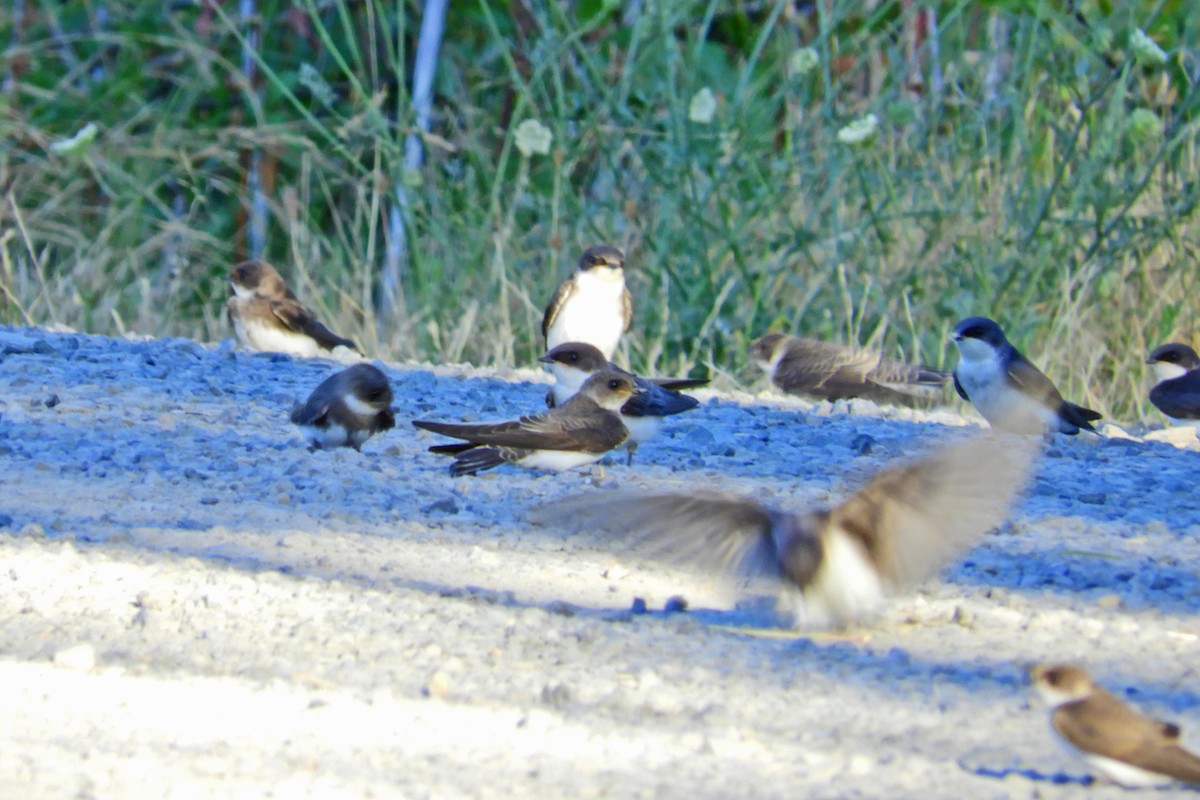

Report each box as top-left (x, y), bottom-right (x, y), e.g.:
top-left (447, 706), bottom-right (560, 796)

top-left (412, 369), bottom-right (640, 476)
top-left (540, 342), bottom-right (708, 464)
top-left (950, 317), bottom-right (1100, 435)
top-left (290, 363), bottom-right (395, 451)
top-left (749, 333), bottom-right (949, 406)
top-left (227, 260), bottom-right (359, 358)
top-left (536, 434), bottom-right (1036, 629)
top-left (1029, 663), bottom-right (1200, 788)
top-left (542, 245), bottom-right (632, 360)
top-left (1146, 343), bottom-right (1200, 424)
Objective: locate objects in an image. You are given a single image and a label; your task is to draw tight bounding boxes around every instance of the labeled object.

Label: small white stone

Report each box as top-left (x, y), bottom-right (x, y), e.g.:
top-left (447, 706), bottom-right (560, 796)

top-left (53, 643), bottom-right (96, 672)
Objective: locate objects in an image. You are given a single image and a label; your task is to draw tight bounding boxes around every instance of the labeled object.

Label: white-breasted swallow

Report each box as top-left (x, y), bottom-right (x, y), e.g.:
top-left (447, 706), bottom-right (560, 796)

top-left (542, 246), bottom-right (632, 360)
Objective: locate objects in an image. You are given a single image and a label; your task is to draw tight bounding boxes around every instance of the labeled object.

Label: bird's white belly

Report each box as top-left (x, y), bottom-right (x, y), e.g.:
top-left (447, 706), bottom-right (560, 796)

top-left (786, 533), bottom-right (885, 628)
top-left (519, 449), bottom-right (604, 472)
top-left (1084, 753), bottom-right (1173, 788)
top-left (621, 415), bottom-right (662, 444)
top-left (547, 276), bottom-right (626, 359)
top-left (240, 318), bottom-right (323, 358)
top-left (957, 359), bottom-right (1057, 434)
top-left (300, 423), bottom-right (348, 449)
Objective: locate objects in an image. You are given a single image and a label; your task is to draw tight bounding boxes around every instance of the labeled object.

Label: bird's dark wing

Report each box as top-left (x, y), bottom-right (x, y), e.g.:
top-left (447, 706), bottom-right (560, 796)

top-left (650, 377), bottom-right (710, 392)
top-left (1150, 373), bottom-right (1200, 420)
top-left (289, 396), bottom-right (330, 426)
top-left (270, 298), bottom-right (358, 352)
top-left (865, 360), bottom-right (950, 396)
top-left (771, 340), bottom-right (871, 399)
top-left (1053, 694), bottom-right (1200, 784)
top-left (622, 380), bottom-right (699, 418)
top-left (620, 287), bottom-right (633, 334)
top-left (541, 278), bottom-right (575, 339)
top-left (414, 403), bottom-right (627, 453)
top-left (1003, 353), bottom-right (1066, 407)
top-left (952, 372), bottom-right (969, 401)
top-left (825, 435), bottom-right (1038, 589)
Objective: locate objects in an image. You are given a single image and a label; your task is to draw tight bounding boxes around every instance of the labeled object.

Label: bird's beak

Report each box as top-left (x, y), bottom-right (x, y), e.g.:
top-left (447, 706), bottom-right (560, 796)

top-left (538, 354), bottom-right (555, 364)
top-left (1144, 357), bottom-right (1155, 365)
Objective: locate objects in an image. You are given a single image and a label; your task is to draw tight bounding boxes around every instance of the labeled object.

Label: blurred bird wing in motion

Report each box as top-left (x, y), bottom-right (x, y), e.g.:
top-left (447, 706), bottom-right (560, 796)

top-left (534, 433), bottom-right (1036, 595)
top-left (829, 434), bottom-right (1039, 589)
top-left (535, 490), bottom-right (798, 591)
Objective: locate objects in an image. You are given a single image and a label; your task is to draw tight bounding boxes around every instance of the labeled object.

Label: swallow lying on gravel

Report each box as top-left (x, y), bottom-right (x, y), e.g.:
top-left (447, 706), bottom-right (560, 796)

top-left (542, 246), bottom-right (632, 360)
top-left (950, 317), bottom-right (1101, 435)
top-left (290, 364), bottom-right (395, 451)
top-left (750, 332), bottom-right (949, 406)
top-left (540, 342), bottom-right (708, 464)
top-left (1146, 343), bottom-right (1200, 424)
top-left (227, 260), bottom-right (359, 358)
top-left (537, 434), bottom-right (1036, 629)
top-left (1029, 663), bottom-right (1200, 787)
top-left (413, 369), bottom-right (640, 476)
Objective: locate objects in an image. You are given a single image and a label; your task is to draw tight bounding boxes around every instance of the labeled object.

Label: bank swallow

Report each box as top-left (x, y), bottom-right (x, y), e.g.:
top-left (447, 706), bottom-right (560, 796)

top-left (290, 363), bottom-right (396, 451)
top-left (540, 342), bottom-right (707, 463)
top-left (412, 369), bottom-right (640, 476)
top-left (950, 317), bottom-right (1101, 435)
top-left (227, 260), bottom-right (359, 358)
top-left (1029, 663), bottom-right (1200, 788)
top-left (542, 246), bottom-right (632, 360)
top-left (537, 435), bottom-right (1035, 628)
top-left (1147, 343), bottom-right (1200, 423)
top-left (750, 333), bottom-right (949, 406)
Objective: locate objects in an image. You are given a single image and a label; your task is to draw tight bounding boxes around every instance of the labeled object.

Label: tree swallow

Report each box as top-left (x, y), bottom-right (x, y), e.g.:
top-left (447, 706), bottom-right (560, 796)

top-left (539, 342), bottom-right (708, 464)
top-left (1146, 343), bottom-right (1200, 424)
top-left (412, 369), bottom-right (641, 476)
top-left (227, 260), bottom-right (359, 358)
top-left (749, 332), bottom-right (949, 406)
top-left (537, 435), bottom-right (1035, 628)
top-left (290, 363), bottom-right (396, 451)
top-left (542, 246), bottom-right (632, 360)
top-left (1029, 663), bottom-right (1200, 788)
top-left (950, 317), bottom-right (1101, 435)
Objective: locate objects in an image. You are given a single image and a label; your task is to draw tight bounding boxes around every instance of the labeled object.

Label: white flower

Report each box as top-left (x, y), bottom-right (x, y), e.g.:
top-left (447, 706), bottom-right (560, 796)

top-left (299, 63), bottom-right (336, 107)
top-left (1130, 29), bottom-right (1167, 67)
top-left (789, 47), bottom-right (819, 77)
top-left (514, 119), bottom-right (552, 157)
top-left (688, 87), bottom-right (717, 124)
top-left (836, 113), bottom-right (879, 146)
top-left (49, 122), bottom-right (99, 157)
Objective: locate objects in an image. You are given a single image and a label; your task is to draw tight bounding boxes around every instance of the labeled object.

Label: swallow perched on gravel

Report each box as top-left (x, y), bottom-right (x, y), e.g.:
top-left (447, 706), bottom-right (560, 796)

top-left (290, 364), bottom-right (395, 451)
top-left (542, 246), bottom-right (632, 360)
top-left (227, 260), bottom-right (359, 358)
top-left (750, 333), bottom-right (949, 406)
top-left (950, 317), bottom-right (1100, 435)
top-left (412, 369), bottom-right (640, 476)
top-left (1146, 343), bottom-right (1200, 424)
top-left (1029, 663), bottom-right (1200, 788)
top-left (540, 342), bottom-right (707, 464)
top-left (537, 434), bottom-right (1035, 629)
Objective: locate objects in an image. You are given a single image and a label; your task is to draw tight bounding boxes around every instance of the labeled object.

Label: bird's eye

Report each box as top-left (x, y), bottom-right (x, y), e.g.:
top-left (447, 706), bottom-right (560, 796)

top-left (607, 379), bottom-right (621, 390)
top-left (1167, 353), bottom-right (1180, 363)
top-left (1045, 668), bottom-right (1061, 686)
top-left (568, 353), bottom-right (579, 362)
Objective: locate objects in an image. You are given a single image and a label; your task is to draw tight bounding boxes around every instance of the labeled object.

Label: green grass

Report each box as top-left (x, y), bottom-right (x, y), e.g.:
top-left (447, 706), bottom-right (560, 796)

top-left (2, 0), bottom-right (1198, 423)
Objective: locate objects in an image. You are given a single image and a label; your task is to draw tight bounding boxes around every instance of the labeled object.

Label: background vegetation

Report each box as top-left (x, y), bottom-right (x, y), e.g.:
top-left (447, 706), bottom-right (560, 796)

top-left (2, 0), bottom-right (1198, 422)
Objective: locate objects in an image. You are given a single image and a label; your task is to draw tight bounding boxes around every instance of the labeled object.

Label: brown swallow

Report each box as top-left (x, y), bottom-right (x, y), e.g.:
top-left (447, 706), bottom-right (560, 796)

top-left (1030, 663), bottom-right (1200, 787)
top-left (542, 246), bottom-right (633, 360)
top-left (750, 333), bottom-right (949, 406)
top-left (412, 369), bottom-right (640, 476)
top-left (290, 363), bottom-right (395, 451)
top-left (226, 260), bottom-right (359, 357)
top-left (536, 434), bottom-right (1036, 628)
top-left (540, 342), bottom-right (707, 464)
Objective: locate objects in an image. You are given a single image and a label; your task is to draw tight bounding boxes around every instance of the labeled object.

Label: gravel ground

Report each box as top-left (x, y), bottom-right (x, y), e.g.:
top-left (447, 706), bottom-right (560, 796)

top-left (2, 325), bottom-right (1199, 799)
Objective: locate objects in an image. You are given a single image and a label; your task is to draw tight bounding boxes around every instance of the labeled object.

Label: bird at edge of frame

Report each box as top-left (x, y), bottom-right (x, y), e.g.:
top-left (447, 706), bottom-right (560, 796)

top-left (1029, 663), bottom-right (1200, 788)
top-left (540, 341), bottom-right (708, 465)
top-left (412, 369), bottom-right (641, 477)
top-left (1145, 343), bottom-right (1200, 426)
